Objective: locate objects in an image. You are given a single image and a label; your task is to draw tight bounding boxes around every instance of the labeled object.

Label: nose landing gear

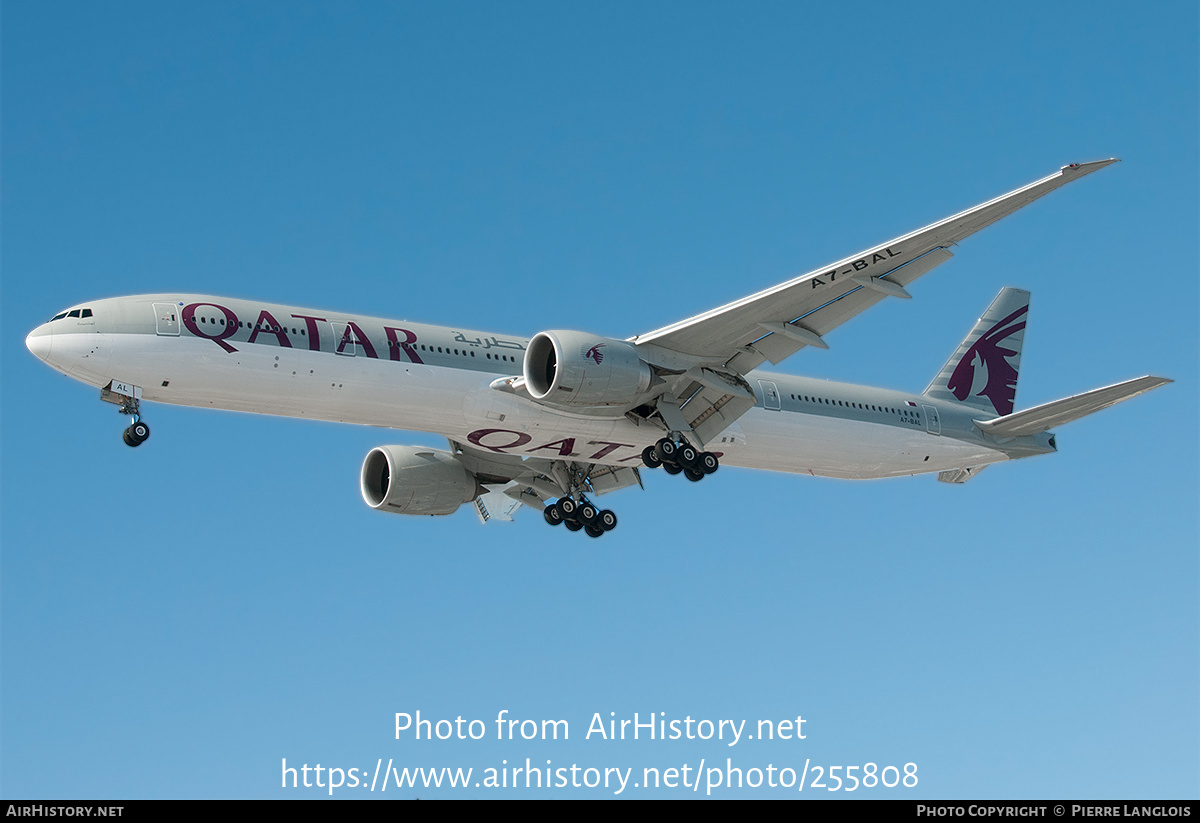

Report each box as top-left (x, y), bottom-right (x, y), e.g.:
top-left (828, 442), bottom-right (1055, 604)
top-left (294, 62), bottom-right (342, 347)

top-left (114, 393), bottom-right (149, 448)
top-left (101, 382), bottom-right (151, 448)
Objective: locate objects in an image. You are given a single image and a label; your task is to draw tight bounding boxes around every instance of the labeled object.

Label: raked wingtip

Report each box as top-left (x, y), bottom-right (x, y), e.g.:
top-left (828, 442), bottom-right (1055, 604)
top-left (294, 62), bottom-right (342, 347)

top-left (1061, 158), bottom-right (1120, 174)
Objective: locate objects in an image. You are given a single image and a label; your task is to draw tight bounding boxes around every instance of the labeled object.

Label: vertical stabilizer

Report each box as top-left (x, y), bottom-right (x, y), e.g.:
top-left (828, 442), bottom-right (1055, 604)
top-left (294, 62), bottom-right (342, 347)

top-left (924, 288), bottom-right (1029, 417)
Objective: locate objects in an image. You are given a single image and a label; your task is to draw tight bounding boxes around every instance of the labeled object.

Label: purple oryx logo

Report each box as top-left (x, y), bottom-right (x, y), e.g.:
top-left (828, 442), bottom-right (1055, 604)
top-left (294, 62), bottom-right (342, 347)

top-left (583, 343), bottom-right (605, 365)
top-left (947, 305), bottom-right (1027, 416)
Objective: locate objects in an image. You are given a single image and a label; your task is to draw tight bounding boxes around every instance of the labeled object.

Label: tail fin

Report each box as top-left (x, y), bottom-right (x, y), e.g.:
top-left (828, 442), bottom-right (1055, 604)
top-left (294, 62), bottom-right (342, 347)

top-left (924, 287), bottom-right (1029, 417)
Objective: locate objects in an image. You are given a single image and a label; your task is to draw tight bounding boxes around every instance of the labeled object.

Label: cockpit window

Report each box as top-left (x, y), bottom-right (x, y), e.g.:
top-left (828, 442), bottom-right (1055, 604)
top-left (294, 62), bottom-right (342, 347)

top-left (49, 308), bottom-right (93, 321)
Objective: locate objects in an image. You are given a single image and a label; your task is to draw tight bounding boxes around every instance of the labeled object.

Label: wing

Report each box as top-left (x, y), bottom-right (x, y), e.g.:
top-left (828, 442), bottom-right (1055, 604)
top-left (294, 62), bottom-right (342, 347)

top-left (629, 160), bottom-right (1118, 446)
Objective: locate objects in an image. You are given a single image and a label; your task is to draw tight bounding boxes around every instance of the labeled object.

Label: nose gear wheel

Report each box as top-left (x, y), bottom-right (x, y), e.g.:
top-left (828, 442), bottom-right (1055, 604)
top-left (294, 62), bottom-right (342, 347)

top-left (113, 395), bottom-right (151, 448)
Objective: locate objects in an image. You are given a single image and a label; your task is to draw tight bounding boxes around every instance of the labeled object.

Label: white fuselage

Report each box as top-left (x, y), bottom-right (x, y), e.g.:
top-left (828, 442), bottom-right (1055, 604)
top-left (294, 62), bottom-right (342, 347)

top-left (26, 294), bottom-right (1052, 480)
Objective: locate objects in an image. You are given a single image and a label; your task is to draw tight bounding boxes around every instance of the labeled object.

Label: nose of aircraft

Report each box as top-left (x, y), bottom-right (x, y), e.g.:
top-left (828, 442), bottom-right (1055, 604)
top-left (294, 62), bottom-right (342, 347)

top-left (26, 324), bottom-right (53, 362)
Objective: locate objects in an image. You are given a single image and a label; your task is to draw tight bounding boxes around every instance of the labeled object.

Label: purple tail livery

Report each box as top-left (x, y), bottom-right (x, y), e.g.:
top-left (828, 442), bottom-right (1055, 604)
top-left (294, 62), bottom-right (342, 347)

top-left (924, 288), bottom-right (1029, 417)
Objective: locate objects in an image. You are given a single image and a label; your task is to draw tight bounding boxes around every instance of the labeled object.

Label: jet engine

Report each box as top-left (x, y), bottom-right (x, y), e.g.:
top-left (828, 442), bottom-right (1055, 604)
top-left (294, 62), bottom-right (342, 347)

top-left (360, 446), bottom-right (480, 516)
top-left (523, 330), bottom-right (652, 408)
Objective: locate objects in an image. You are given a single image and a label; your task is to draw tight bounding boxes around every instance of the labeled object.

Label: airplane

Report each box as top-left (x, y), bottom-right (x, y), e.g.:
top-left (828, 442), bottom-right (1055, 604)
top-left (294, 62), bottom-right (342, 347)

top-left (25, 159), bottom-right (1170, 537)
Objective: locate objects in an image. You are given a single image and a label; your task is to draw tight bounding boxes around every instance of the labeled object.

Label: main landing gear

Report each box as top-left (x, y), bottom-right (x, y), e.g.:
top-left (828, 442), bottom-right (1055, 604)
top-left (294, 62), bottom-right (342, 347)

top-left (641, 436), bottom-right (719, 482)
top-left (543, 496), bottom-right (619, 538)
top-left (118, 396), bottom-right (150, 448)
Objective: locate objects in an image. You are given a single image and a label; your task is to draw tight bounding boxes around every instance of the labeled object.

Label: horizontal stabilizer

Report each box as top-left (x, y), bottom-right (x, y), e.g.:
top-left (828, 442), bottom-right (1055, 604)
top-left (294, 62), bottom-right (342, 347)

top-left (975, 376), bottom-right (1171, 437)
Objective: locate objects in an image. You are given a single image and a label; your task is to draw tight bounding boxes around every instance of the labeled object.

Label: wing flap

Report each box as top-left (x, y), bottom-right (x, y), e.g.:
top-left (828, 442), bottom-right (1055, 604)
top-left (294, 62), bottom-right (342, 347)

top-left (740, 330), bottom-right (806, 367)
top-left (474, 485), bottom-right (527, 523)
top-left (975, 376), bottom-right (1171, 437)
top-left (587, 465), bottom-right (642, 495)
top-left (938, 465), bottom-right (989, 484)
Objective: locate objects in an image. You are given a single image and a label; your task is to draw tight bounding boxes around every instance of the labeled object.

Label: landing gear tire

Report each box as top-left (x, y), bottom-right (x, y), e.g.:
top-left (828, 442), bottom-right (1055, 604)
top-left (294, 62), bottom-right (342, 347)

top-left (642, 446), bottom-right (662, 469)
top-left (123, 423), bottom-right (149, 447)
top-left (684, 468), bottom-right (705, 482)
top-left (654, 438), bottom-right (677, 462)
top-left (544, 506), bottom-right (564, 526)
top-left (557, 498), bottom-right (578, 520)
top-left (663, 462), bottom-right (682, 475)
top-left (584, 524), bottom-right (604, 538)
top-left (578, 502), bottom-right (599, 525)
top-left (115, 393), bottom-right (148, 447)
top-left (678, 444), bottom-right (698, 468)
top-left (597, 510), bottom-right (618, 531)
top-left (699, 452), bottom-right (719, 474)
top-left (564, 519), bottom-right (584, 532)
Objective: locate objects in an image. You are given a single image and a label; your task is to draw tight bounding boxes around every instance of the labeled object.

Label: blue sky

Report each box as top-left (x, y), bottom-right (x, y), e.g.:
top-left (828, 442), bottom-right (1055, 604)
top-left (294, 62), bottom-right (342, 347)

top-left (2, 1), bottom-right (1196, 799)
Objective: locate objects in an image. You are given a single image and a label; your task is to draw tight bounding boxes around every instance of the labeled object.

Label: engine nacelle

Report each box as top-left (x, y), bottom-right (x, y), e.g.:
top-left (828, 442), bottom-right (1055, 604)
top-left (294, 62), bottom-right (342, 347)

top-left (360, 446), bottom-right (479, 516)
top-left (523, 330), bottom-right (652, 408)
